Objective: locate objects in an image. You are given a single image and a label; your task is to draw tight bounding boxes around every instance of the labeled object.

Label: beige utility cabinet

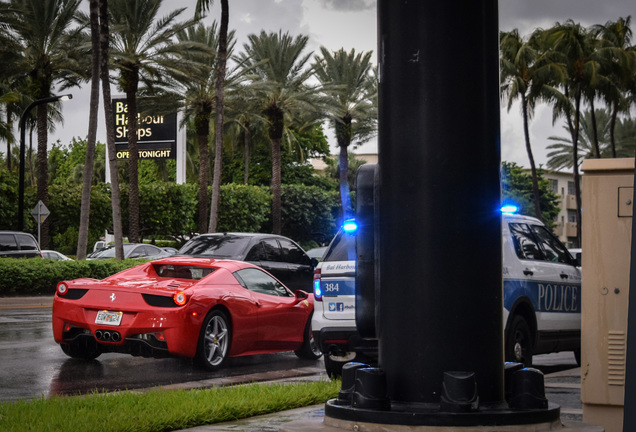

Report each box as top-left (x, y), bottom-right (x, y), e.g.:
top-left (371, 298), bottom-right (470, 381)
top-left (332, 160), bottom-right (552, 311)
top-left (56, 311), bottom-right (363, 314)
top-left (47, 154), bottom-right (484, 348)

top-left (581, 158), bottom-right (634, 432)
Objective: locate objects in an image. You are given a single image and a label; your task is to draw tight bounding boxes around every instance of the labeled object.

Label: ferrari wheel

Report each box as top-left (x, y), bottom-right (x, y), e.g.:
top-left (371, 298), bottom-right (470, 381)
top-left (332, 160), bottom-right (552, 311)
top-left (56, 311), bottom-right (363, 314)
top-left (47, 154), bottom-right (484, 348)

top-left (197, 309), bottom-right (231, 370)
top-left (60, 340), bottom-right (101, 360)
top-left (294, 315), bottom-right (323, 360)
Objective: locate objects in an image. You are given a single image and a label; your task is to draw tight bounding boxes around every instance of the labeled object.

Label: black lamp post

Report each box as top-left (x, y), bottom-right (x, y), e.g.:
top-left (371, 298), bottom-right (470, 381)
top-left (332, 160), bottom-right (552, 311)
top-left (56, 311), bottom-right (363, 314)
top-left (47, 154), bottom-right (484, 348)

top-left (18, 94), bottom-right (72, 231)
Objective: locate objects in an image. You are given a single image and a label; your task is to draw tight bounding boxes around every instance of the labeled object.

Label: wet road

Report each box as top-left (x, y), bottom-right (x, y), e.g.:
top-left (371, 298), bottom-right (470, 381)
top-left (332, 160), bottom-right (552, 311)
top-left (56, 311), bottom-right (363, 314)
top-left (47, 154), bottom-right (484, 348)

top-left (0, 303), bottom-right (323, 403)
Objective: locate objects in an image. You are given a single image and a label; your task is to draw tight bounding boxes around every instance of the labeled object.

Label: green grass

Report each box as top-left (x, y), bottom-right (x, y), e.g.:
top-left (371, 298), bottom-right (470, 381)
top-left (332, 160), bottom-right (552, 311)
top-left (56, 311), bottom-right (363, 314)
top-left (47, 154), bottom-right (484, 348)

top-left (0, 380), bottom-right (340, 432)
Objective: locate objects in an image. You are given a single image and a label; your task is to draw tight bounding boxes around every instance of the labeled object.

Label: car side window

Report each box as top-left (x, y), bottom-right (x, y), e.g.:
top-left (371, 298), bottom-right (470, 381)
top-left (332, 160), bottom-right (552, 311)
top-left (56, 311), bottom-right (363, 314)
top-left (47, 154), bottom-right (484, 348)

top-left (508, 223), bottom-right (544, 261)
top-left (245, 242), bottom-right (266, 261)
top-left (146, 245), bottom-right (161, 255)
top-left (16, 234), bottom-right (38, 250)
top-left (279, 239), bottom-right (310, 265)
top-left (530, 224), bottom-right (572, 264)
top-left (234, 268), bottom-right (291, 297)
top-left (0, 234), bottom-right (18, 251)
top-left (129, 246), bottom-right (144, 258)
top-left (261, 239), bottom-right (282, 262)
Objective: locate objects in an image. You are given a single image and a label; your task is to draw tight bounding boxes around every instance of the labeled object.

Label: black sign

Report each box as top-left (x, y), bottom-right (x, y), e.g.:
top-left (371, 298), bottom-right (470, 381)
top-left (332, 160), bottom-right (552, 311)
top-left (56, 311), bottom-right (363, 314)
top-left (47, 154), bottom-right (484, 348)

top-left (112, 98), bottom-right (177, 160)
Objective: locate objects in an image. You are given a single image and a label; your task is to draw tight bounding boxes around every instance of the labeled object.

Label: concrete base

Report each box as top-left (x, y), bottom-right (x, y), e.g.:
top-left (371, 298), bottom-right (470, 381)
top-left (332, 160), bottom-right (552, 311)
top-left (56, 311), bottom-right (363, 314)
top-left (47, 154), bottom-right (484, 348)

top-left (279, 417), bottom-right (605, 432)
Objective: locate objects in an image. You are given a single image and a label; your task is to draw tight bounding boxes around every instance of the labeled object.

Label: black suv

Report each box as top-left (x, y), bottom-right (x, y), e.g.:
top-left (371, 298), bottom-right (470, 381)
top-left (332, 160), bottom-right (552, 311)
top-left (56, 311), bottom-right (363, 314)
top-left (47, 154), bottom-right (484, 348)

top-left (178, 233), bottom-right (316, 293)
top-left (0, 231), bottom-right (42, 258)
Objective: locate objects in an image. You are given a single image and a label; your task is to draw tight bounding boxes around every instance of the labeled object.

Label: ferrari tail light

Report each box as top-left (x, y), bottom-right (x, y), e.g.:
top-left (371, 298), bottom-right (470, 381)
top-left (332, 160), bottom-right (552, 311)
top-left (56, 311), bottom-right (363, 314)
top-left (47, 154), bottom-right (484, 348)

top-left (173, 291), bottom-right (188, 306)
top-left (313, 269), bottom-right (322, 301)
top-left (57, 282), bottom-right (69, 296)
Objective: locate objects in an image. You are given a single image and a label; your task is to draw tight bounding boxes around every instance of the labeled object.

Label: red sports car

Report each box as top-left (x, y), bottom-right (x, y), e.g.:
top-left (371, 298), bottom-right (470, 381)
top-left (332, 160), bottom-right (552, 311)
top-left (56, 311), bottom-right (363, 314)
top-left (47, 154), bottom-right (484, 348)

top-left (52, 257), bottom-right (321, 370)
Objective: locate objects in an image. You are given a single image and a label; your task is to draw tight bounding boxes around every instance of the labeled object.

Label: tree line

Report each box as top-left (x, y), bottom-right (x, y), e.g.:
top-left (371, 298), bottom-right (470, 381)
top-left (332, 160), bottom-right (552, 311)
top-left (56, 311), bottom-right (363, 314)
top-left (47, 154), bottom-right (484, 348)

top-left (0, 0), bottom-right (377, 258)
top-left (500, 17), bottom-right (636, 247)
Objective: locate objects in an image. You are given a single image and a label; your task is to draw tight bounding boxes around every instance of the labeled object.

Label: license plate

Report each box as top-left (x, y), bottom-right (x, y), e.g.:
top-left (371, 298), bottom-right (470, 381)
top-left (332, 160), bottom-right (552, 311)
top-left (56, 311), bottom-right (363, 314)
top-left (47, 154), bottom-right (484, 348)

top-left (95, 310), bottom-right (123, 326)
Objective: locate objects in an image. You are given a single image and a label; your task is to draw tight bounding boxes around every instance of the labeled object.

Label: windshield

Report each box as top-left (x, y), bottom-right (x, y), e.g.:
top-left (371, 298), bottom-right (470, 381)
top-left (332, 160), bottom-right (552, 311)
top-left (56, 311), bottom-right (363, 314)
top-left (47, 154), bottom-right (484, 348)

top-left (178, 235), bottom-right (251, 258)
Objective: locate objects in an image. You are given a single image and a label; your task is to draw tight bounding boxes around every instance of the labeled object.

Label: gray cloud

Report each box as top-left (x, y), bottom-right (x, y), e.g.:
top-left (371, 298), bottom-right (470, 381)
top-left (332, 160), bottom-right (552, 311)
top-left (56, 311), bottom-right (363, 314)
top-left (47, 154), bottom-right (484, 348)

top-left (319, 0), bottom-right (375, 12)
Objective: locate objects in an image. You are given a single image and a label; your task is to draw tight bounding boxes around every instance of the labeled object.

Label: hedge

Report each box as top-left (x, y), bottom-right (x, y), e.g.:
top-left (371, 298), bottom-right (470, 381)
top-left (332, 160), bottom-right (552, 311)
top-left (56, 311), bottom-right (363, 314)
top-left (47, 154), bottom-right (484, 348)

top-left (0, 258), bottom-right (144, 297)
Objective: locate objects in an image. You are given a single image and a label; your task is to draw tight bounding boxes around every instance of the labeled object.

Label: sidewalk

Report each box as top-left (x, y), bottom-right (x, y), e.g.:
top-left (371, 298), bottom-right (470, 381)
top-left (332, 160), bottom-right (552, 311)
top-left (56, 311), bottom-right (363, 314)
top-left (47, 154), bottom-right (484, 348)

top-left (0, 296), bottom-right (54, 308)
top-left (176, 367), bottom-right (587, 432)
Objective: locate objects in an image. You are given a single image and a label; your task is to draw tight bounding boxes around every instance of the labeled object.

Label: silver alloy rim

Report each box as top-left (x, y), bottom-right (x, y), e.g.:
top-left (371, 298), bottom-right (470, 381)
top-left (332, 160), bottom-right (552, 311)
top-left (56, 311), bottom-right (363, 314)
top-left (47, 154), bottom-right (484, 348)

top-left (204, 315), bottom-right (229, 366)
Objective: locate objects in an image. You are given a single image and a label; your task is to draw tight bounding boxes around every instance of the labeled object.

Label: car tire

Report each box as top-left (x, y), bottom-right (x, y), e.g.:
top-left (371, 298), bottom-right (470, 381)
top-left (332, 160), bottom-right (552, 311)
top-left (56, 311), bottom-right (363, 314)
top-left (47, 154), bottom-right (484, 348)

top-left (506, 315), bottom-right (533, 366)
top-left (294, 315), bottom-right (323, 360)
top-left (60, 340), bottom-right (101, 360)
top-left (196, 309), bottom-right (231, 371)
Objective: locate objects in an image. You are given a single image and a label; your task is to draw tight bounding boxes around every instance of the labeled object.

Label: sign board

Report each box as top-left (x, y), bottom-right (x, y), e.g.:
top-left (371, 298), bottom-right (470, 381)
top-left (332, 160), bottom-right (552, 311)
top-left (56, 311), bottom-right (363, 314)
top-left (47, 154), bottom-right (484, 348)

top-left (112, 98), bottom-right (177, 160)
top-left (31, 200), bottom-right (50, 223)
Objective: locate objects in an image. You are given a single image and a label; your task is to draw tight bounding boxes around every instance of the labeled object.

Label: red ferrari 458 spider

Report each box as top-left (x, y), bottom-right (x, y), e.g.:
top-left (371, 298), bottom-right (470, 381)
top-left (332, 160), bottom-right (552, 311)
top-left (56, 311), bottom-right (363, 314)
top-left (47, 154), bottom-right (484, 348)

top-left (52, 257), bottom-right (322, 370)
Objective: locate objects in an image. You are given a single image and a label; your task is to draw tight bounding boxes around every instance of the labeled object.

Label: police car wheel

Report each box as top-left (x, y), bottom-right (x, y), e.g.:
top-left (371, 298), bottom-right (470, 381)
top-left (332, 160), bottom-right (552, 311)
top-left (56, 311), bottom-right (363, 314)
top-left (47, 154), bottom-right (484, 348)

top-left (506, 315), bottom-right (533, 367)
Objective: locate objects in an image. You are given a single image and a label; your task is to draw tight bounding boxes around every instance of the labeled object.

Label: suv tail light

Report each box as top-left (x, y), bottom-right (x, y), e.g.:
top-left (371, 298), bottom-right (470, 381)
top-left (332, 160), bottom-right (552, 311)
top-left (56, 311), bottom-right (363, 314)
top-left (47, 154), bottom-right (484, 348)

top-left (313, 268), bottom-right (322, 301)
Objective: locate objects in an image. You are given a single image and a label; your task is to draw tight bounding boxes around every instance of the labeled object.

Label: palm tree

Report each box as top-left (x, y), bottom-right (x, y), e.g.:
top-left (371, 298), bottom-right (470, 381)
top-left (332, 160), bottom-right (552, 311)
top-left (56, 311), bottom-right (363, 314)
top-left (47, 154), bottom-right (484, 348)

top-left (99, 0), bottom-right (124, 259)
top-left (500, 29), bottom-right (564, 222)
top-left (238, 31), bottom-right (321, 234)
top-left (175, 23), bottom-right (221, 233)
top-left (76, 0), bottom-right (101, 259)
top-left (313, 47), bottom-right (377, 220)
top-left (6, 0), bottom-right (87, 248)
top-left (591, 17), bottom-right (635, 158)
top-left (195, 0), bottom-right (229, 234)
top-left (109, 0), bottom-right (199, 243)
top-left (544, 20), bottom-right (601, 245)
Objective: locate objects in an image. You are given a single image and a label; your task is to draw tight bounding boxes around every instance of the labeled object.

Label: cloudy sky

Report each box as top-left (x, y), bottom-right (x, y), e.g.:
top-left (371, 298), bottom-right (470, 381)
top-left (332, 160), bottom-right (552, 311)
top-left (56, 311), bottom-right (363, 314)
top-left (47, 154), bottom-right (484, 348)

top-left (42, 0), bottom-right (636, 169)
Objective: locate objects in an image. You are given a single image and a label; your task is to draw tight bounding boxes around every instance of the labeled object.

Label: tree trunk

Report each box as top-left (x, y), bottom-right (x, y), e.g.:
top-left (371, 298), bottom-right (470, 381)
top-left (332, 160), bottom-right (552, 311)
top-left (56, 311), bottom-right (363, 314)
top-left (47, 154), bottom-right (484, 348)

top-left (36, 102), bottom-right (49, 249)
top-left (196, 115), bottom-right (210, 234)
top-left (76, 0), bottom-right (100, 260)
top-left (243, 123), bottom-right (250, 185)
top-left (125, 75), bottom-right (141, 244)
top-left (610, 103), bottom-right (618, 158)
top-left (99, 0), bottom-right (124, 259)
top-left (271, 136), bottom-right (282, 234)
top-left (589, 100), bottom-right (600, 158)
top-left (521, 93), bottom-right (542, 221)
top-left (208, 0), bottom-right (229, 233)
top-left (336, 117), bottom-right (352, 220)
top-left (569, 86), bottom-right (583, 247)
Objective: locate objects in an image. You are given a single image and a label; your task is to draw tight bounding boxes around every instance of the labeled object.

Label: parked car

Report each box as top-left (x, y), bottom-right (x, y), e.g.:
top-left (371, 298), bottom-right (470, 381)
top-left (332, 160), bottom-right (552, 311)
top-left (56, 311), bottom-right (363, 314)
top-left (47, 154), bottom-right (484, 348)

top-left (0, 231), bottom-right (42, 258)
top-left (52, 257), bottom-right (321, 369)
top-left (312, 212), bottom-right (582, 376)
top-left (162, 247), bottom-right (179, 256)
top-left (86, 243), bottom-right (172, 260)
top-left (178, 233), bottom-right (316, 293)
top-left (42, 250), bottom-right (72, 260)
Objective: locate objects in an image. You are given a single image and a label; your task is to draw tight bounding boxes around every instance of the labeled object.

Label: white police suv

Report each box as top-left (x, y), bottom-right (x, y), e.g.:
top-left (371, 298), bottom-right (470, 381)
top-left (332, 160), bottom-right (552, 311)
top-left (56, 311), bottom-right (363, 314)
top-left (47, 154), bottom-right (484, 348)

top-left (311, 211), bottom-right (582, 377)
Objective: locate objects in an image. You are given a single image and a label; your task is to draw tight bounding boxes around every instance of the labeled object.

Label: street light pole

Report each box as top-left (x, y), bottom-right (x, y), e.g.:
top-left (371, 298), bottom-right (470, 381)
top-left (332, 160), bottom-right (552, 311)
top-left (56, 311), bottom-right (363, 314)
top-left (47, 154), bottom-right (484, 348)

top-left (18, 94), bottom-right (72, 231)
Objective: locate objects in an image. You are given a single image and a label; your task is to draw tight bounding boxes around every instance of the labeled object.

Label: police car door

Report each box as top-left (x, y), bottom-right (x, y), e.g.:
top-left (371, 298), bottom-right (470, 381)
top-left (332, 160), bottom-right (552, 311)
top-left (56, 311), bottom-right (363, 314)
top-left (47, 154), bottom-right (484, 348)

top-left (528, 222), bottom-right (581, 331)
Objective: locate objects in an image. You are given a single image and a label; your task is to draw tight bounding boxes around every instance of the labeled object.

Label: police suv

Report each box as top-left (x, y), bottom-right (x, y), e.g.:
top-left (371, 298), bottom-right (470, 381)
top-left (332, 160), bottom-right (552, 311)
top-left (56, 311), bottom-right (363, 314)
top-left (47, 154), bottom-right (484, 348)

top-left (311, 211), bottom-right (582, 377)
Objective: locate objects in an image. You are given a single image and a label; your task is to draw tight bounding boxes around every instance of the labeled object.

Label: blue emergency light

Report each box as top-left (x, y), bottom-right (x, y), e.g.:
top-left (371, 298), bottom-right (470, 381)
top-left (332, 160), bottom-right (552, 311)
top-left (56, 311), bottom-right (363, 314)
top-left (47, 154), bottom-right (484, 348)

top-left (342, 219), bottom-right (358, 233)
top-left (500, 204), bottom-right (519, 214)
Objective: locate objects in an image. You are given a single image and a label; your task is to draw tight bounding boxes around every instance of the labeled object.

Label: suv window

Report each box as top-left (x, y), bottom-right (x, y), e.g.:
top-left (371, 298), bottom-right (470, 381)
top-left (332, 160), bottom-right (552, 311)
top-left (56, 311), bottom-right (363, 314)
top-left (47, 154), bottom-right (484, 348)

top-left (245, 243), bottom-right (266, 261)
top-left (279, 239), bottom-right (310, 265)
top-left (16, 234), bottom-right (38, 250)
top-left (509, 223), bottom-right (544, 261)
top-left (0, 234), bottom-right (18, 251)
top-left (323, 231), bottom-right (356, 262)
top-left (261, 239), bottom-right (282, 261)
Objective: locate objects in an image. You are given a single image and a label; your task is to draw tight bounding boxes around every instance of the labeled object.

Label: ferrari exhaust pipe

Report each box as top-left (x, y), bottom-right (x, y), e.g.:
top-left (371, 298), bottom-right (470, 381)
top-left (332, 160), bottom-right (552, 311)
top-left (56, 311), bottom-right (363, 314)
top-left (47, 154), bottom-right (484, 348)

top-left (111, 332), bottom-right (121, 342)
top-left (95, 330), bottom-right (103, 340)
top-left (103, 331), bottom-right (111, 341)
top-left (95, 330), bottom-right (121, 342)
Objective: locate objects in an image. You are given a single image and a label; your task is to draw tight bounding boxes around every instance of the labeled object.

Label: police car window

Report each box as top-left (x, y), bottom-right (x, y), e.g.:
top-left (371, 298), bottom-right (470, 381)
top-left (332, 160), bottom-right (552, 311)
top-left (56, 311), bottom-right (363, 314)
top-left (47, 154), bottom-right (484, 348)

top-left (530, 225), bottom-right (572, 264)
top-left (234, 268), bottom-right (291, 297)
top-left (508, 223), bottom-right (544, 261)
top-left (323, 231), bottom-right (356, 262)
